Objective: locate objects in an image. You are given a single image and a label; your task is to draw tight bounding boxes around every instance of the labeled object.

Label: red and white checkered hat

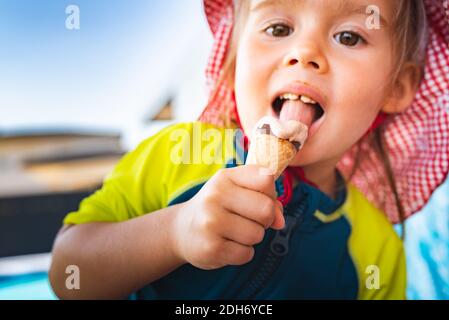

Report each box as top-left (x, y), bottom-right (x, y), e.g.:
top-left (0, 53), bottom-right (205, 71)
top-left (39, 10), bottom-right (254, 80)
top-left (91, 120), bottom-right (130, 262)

top-left (199, 0), bottom-right (449, 223)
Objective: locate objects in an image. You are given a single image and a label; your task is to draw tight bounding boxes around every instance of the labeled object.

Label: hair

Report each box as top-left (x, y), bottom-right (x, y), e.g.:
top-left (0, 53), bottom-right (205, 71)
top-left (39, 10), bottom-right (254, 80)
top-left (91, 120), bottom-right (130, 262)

top-left (360, 0), bottom-right (428, 239)
top-left (215, 0), bottom-right (429, 236)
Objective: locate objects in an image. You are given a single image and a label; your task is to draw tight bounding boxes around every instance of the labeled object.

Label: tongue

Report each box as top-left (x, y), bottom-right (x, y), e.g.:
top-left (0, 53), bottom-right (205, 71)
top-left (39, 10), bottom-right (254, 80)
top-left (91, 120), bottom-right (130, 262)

top-left (279, 100), bottom-right (316, 128)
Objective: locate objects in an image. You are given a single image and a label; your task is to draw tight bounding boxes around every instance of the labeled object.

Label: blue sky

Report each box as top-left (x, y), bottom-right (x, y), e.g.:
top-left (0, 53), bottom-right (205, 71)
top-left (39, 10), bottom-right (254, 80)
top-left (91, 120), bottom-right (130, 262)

top-left (0, 0), bottom-right (211, 138)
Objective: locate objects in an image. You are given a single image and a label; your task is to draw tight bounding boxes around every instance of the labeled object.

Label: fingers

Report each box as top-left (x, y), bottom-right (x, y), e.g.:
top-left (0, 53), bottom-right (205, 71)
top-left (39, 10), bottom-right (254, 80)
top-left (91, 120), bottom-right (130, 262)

top-left (220, 240), bottom-right (255, 266)
top-left (220, 185), bottom-right (284, 229)
top-left (217, 211), bottom-right (266, 246)
top-left (223, 165), bottom-right (277, 199)
top-left (271, 200), bottom-right (285, 230)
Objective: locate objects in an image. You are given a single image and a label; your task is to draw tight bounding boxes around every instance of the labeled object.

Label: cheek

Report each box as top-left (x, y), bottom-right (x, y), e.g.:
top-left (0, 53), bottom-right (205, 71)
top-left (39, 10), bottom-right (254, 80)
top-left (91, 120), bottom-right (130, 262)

top-left (332, 54), bottom-right (391, 119)
top-left (321, 61), bottom-right (389, 147)
top-left (236, 31), bottom-right (275, 73)
top-left (331, 84), bottom-right (383, 139)
top-left (235, 42), bottom-right (272, 97)
top-left (234, 40), bottom-right (273, 134)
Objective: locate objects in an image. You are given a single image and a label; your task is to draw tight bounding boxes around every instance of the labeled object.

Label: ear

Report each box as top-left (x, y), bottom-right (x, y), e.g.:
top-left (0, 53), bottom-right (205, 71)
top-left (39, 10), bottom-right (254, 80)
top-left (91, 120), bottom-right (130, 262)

top-left (382, 63), bottom-right (422, 114)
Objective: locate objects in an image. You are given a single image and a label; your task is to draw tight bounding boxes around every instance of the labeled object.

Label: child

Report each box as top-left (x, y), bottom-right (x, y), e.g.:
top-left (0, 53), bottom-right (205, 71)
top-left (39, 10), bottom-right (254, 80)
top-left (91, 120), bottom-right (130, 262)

top-left (50, 0), bottom-right (449, 299)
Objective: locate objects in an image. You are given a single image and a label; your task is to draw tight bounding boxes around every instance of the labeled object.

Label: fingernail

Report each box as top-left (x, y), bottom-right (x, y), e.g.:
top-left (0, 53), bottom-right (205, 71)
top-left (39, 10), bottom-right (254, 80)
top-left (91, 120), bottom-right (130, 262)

top-left (276, 200), bottom-right (284, 213)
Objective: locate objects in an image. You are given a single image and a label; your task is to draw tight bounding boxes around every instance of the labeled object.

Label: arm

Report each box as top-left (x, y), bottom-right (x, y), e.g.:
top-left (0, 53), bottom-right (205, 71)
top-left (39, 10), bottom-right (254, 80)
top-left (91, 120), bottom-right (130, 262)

top-left (49, 203), bottom-right (185, 300)
top-left (50, 165), bottom-right (284, 300)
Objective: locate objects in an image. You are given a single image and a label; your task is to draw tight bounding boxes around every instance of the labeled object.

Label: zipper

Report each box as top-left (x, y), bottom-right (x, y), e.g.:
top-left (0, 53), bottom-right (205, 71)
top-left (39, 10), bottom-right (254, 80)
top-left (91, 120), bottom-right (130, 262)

top-left (238, 191), bottom-right (309, 299)
top-left (270, 215), bottom-right (301, 256)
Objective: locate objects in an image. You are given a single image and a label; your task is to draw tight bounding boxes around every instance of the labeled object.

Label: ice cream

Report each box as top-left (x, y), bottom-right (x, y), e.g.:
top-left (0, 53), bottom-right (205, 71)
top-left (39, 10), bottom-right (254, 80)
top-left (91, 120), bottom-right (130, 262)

top-left (245, 116), bottom-right (309, 179)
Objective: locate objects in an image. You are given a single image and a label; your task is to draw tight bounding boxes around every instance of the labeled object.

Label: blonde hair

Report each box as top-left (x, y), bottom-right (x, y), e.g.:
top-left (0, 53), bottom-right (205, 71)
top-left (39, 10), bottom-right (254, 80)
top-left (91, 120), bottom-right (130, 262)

top-left (369, 0), bottom-right (428, 234)
top-left (391, 0), bottom-right (428, 81)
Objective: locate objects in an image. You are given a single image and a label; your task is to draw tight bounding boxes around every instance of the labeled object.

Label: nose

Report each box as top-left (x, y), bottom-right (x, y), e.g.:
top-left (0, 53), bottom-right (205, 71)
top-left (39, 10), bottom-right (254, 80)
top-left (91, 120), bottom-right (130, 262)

top-left (282, 44), bottom-right (328, 73)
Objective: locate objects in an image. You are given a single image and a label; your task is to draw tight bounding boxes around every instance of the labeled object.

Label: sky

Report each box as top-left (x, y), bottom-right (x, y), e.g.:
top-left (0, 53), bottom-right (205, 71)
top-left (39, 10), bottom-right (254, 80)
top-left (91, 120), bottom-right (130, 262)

top-left (0, 0), bottom-right (212, 146)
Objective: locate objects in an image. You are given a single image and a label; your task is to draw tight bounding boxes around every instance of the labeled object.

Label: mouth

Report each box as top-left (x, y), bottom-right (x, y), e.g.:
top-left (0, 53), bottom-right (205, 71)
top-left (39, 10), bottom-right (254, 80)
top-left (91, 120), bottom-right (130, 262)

top-left (272, 93), bottom-right (325, 128)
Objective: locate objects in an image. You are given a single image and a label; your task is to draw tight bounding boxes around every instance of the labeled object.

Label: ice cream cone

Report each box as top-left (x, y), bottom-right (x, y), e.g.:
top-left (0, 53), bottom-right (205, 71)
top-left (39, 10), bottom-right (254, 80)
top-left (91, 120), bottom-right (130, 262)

top-left (246, 125), bottom-right (299, 179)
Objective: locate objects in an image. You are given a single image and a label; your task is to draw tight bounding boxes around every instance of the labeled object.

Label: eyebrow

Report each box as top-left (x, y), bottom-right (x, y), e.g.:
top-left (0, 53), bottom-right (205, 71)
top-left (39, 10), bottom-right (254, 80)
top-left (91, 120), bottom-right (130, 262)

top-left (250, 0), bottom-right (389, 27)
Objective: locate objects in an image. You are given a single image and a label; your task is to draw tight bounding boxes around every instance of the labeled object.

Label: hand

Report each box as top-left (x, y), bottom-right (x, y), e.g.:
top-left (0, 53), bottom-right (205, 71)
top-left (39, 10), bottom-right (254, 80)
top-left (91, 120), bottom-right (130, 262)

top-left (172, 165), bottom-right (285, 270)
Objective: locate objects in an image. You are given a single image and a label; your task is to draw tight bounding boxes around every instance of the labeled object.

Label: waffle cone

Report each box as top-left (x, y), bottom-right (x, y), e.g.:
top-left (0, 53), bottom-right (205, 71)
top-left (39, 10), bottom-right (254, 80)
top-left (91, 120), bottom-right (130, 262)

top-left (246, 133), bottom-right (298, 179)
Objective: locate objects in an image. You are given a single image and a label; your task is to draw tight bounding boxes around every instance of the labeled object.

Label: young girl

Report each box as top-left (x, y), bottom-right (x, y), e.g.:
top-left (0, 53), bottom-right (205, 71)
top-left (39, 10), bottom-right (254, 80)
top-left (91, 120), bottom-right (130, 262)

top-left (49, 0), bottom-right (449, 299)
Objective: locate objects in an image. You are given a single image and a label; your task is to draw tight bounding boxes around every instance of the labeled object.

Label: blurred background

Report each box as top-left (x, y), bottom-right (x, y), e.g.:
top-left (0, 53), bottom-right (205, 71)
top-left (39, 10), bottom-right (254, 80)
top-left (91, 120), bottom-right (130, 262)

top-left (0, 0), bottom-right (448, 300)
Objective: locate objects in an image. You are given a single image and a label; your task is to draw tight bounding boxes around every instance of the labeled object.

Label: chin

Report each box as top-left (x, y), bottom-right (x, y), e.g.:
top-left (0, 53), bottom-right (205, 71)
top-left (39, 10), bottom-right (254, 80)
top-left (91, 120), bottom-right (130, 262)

top-left (289, 146), bottom-right (327, 167)
top-left (289, 152), bottom-right (312, 167)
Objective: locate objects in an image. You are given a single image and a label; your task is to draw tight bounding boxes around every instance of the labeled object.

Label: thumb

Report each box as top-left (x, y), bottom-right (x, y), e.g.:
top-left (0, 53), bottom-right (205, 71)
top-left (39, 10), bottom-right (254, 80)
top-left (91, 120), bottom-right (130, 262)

top-left (270, 200), bottom-right (285, 230)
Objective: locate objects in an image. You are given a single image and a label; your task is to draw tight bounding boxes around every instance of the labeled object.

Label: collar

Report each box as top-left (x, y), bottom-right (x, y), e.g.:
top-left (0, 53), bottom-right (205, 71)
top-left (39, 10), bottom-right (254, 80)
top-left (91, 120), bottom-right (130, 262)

top-left (276, 170), bottom-right (347, 216)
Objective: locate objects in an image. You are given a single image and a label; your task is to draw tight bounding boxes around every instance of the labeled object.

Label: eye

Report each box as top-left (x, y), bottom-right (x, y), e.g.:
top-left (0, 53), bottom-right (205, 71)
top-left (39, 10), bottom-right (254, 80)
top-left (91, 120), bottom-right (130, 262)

top-left (334, 31), bottom-right (365, 46)
top-left (264, 23), bottom-right (293, 37)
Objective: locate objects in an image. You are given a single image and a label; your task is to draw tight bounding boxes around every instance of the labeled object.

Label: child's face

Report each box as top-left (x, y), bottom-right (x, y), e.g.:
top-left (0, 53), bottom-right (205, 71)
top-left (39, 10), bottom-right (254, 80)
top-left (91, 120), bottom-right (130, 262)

top-left (234, 0), bottom-right (396, 167)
